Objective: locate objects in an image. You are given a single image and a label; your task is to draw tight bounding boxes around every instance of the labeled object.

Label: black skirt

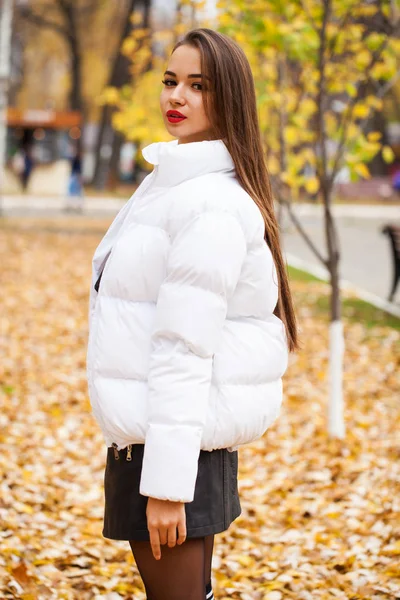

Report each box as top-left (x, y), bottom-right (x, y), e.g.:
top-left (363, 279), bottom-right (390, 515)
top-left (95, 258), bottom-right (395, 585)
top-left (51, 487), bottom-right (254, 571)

top-left (102, 444), bottom-right (241, 541)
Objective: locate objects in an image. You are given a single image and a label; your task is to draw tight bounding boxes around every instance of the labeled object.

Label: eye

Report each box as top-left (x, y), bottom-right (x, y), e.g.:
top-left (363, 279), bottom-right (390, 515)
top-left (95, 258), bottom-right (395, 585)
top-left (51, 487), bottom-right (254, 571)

top-left (161, 79), bottom-right (203, 91)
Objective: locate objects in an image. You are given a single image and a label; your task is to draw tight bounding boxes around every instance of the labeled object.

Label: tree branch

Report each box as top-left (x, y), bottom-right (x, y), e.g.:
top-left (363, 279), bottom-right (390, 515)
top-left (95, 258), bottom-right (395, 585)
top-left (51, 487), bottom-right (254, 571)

top-left (55, 0), bottom-right (72, 13)
top-left (327, 9), bottom-right (400, 182)
top-left (19, 7), bottom-right (69, 38)
top-left (375, 67), bottom-right (400, 99)
top-left (78, 0), bottom-right (101, 18)
top-left (326, 6), bottom-right (353, 61)
top-left (280, 197), bottom-right (329, 268)
top-left (328, 35), bottom-right (392, 184)
top-left (315, 0), bottom-right (331, 197)
top-left (298, 0), bottom-right (319, 34)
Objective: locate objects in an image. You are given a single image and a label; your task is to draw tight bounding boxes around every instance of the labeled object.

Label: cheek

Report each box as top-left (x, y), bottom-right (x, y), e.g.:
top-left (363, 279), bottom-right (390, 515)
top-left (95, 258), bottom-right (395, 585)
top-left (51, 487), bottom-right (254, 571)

top-left (194, 96), bottom-right (208, 122)
top-left (160, 90), bottom-right (168, 109)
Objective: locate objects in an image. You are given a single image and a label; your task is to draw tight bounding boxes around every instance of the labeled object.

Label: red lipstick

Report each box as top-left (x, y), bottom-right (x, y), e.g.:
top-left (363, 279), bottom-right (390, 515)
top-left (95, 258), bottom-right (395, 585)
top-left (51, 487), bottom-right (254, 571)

top-left (166, 110), bottom-right (187, 124)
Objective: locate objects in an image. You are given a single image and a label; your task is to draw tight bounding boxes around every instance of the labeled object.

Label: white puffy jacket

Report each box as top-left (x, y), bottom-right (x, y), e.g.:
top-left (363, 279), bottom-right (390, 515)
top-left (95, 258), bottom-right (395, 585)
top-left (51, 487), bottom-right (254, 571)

top-left (86, 139), bottom-right (289, 503)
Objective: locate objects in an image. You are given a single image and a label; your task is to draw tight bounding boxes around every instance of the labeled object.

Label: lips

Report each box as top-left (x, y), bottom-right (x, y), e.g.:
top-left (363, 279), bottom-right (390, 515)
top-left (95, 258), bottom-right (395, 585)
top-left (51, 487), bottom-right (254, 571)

top-left (166, 110), bottom-right (187, 124)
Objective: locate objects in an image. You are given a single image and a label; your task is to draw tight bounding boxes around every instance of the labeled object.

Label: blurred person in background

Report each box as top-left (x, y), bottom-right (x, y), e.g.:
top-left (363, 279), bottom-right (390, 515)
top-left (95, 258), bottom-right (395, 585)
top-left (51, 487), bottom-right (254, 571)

top-left (12, 144), bottom-right (34, 192)
top-left (64, 146), bottom-right (84, 212)
top-left (21, 145), bottom-right (34, 191)
top-left (86, 28), bottom-right (299, 600)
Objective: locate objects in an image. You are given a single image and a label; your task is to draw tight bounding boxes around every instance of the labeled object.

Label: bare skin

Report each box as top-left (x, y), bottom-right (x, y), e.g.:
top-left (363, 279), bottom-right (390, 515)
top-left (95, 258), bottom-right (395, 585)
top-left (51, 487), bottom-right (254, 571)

top-left (146, 44), bottom-right (215, 560)
top-left (159, 44), bottom-right (216, 145)
top-left (146, 498), bottom-right (187, 560)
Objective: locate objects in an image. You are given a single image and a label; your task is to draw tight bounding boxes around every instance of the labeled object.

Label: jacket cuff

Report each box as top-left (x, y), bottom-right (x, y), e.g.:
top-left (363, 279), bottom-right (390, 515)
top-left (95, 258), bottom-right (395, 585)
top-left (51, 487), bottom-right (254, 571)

top-left (139, 424), bottom-right (202, 502)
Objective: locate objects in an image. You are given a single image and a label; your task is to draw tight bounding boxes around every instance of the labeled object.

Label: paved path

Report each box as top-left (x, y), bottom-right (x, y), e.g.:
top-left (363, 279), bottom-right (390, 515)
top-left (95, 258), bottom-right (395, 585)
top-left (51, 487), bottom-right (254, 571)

top-left (2, 195), bottom-right (399, 310)
top-left (280, 204), bottom-right (400, 308)
top-left (0, 195), bottom-right (125, 217)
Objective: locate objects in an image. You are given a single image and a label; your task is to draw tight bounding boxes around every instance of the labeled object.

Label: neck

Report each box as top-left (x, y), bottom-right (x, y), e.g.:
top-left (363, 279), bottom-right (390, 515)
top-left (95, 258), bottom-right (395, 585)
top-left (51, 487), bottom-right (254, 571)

top-left (177, 130), bottom-right (217, 145)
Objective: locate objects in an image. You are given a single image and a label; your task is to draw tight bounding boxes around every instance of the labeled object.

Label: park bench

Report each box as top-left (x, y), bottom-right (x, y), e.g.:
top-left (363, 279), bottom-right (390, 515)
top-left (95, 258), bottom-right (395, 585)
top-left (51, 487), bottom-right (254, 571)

top-left (381, 224), bottom-right (400, 302)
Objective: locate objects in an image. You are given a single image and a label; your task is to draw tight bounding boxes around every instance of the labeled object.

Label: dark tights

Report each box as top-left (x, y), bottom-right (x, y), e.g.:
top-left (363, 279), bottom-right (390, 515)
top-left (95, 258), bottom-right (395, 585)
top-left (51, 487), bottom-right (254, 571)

top-left (129, 534), bottom-right (214, 600)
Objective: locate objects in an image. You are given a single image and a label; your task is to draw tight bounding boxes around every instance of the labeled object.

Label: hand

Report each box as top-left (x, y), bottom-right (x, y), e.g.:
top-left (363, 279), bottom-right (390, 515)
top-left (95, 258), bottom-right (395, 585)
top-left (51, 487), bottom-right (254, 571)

top-left (146, 497), bottom-right (187, 560)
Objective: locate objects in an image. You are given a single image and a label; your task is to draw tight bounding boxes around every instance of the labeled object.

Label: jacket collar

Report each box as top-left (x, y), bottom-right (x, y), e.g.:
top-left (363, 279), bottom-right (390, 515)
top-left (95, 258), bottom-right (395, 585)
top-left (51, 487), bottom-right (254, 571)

top-left (141, 138), bottom-right (235, 187)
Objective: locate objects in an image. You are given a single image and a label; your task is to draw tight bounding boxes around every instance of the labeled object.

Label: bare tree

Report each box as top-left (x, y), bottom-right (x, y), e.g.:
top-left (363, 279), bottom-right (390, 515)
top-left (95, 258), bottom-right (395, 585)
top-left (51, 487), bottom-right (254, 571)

top-left (17, 0), bottom-right (101, 116)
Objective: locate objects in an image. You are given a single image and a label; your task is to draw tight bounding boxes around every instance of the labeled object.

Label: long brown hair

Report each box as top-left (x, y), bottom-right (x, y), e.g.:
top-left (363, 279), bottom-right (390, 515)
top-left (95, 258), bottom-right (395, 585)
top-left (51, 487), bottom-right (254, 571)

top-left (172, 28), bottom-right (300, 353)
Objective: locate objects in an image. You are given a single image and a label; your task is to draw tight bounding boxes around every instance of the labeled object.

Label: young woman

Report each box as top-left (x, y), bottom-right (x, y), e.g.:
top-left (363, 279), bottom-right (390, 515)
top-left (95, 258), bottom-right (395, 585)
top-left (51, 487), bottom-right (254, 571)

top-left (87, 27), bottom-right (299, 600)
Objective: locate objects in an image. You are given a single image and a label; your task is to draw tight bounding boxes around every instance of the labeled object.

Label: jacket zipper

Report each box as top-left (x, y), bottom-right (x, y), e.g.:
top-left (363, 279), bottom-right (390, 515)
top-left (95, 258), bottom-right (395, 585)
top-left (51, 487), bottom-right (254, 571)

top-left (111, 442), bottom-right (133, 461)
top-left (126, 444), bottom-right (132, 461)
top-left (112, 442), bottom-right (120, 460)
top-left (88, 167), bottom-right (159, 450)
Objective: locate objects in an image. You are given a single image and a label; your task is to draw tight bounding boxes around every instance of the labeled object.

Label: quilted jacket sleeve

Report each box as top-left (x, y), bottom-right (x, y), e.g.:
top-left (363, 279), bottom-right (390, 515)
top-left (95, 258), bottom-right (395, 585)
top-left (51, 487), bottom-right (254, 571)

top-left (139, 211), bottom-right (247, 502)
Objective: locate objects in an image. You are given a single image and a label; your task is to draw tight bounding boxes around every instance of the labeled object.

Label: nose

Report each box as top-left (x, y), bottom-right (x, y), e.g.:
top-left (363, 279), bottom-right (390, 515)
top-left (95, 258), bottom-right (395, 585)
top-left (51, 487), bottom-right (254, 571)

top-left (169, 83), bottom-right (186, 106)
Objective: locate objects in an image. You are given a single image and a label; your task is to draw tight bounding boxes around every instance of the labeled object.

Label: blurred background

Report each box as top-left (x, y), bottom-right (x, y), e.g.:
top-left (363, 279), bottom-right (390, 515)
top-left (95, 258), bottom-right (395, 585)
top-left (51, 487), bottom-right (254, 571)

top-left (1, 0), bottom-right (400, 197)
top-left (1, 0), bottom-right (220, 196)
top-left (2, 0), bottom-right (399, 306)
top-left (0, 2), bottom-right (399, 598)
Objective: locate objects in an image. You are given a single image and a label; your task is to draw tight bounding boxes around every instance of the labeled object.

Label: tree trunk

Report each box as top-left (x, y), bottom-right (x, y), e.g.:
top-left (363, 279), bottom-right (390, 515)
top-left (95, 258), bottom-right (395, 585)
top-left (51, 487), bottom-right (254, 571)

top-left (92, 105), bottom-right (114, 189)
top-left (319, 0), bottom-right (345, 439)
top-left (107, 132), bottom-right (125, 188)
top-left (63, 3), bottom-right (84, 150)
top-left (329, 317), bottom-right (345, 438)
top-left (323, 186), bottom-right (345, 439)
top-left (92, 0), bottom-right (151, 189)
top-left (368, 107), bottom-right (389, 176)
top-left (69, 39), bottom-right (83, 112)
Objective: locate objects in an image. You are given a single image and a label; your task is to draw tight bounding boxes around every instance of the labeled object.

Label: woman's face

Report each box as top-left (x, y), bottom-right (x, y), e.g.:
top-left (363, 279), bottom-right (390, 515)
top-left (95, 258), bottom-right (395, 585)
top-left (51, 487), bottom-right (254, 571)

top-left (160, 44), bottom-right (215, 145)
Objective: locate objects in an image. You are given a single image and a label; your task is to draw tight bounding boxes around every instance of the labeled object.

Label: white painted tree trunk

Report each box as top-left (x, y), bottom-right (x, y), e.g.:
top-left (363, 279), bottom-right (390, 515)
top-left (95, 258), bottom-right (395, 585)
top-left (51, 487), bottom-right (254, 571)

top-left (328, 319), bottom-right (345, 438)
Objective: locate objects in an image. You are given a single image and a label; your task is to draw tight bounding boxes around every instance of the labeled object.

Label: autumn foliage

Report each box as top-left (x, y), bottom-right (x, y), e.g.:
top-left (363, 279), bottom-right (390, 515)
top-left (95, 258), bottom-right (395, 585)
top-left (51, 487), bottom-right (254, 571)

top-left (0, 218), bottom-right (399, 599)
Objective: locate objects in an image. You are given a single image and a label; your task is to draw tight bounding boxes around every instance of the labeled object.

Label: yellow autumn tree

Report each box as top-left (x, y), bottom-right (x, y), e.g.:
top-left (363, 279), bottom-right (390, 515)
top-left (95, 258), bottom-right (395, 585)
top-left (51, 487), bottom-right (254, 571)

top-left (216, 0), bottom-right (398, 198)
top-left (216, 0), bottom-right (400, 440)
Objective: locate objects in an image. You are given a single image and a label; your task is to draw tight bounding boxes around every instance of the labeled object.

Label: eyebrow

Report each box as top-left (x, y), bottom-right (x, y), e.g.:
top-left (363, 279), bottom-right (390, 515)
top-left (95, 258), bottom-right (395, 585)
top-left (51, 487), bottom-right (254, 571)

top-left (164, 70), bottom-right (210, 80)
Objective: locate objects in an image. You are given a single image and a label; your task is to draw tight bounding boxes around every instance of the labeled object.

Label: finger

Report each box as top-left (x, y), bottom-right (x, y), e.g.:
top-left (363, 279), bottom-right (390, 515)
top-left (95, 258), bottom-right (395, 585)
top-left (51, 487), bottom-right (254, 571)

top-left (159, 526), bottom-right (168, 546)
top-left (167, 525), bottom-right (177, 548)
top-left (149, 527), bottom-right (161, 560)
top-left (177, 518), bottom-right (187, 545)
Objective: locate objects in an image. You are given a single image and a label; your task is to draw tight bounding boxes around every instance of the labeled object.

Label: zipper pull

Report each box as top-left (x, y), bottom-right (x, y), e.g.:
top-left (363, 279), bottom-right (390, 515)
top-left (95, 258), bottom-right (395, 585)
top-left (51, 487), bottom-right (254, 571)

top-left (126, 444), bottom-right (132, 461)
top-left (112, 443), bottom-right (120, 460)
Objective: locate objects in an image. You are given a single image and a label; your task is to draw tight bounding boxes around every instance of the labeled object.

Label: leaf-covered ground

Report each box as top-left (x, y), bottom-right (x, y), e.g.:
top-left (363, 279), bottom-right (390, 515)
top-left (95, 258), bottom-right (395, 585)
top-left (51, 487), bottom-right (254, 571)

top-left (0, 217), bottom-right (399, 600)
